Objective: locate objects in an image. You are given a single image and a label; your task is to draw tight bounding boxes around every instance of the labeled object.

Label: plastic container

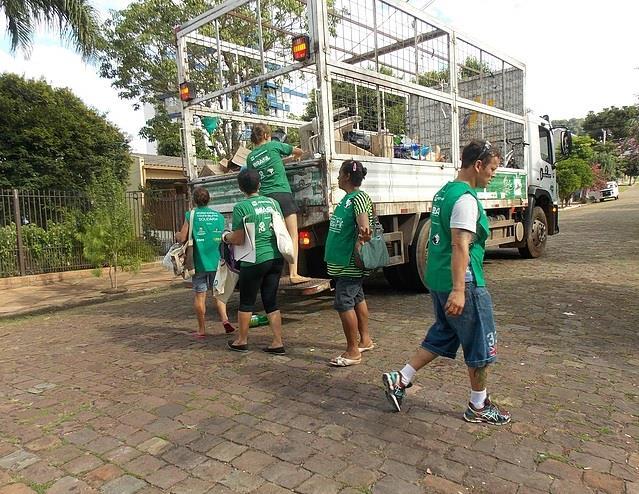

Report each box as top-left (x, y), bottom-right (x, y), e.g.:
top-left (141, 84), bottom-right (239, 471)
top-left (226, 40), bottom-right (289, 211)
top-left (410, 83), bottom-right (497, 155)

top-left (249, 314), bottom-right (270, 327)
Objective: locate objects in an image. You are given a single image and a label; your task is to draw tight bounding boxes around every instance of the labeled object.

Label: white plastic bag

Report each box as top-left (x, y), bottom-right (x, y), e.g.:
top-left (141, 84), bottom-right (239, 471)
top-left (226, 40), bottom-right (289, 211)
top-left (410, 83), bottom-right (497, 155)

top-left (163, 243), bottom-right (182, 272)
top-left (271, 210), bottom-right (294, 264)
top-left (213, 259), bottom-right (239, 304)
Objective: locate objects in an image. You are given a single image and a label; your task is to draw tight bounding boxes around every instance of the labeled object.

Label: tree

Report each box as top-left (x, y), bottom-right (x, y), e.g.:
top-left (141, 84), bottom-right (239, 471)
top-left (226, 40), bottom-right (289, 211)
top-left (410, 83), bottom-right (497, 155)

top-left (78, 170), bottom-right (144, 290)
top-left (619, 123), bottom-right (639, 185)
top-left (139, 109), bottom-right (213, 159)
top-left (552, 117), bottom-right (584, 135)
top-left (0, 73), bottom-right (131, 190)
top-left (99, 0), bottom-right (310, 159)
top-left (556, 167), bottom-right (580, 207)
top-left (556, 157), bottom-right (595, 206)
top-left (583, 105), bottom-right (639, 141)
top-left (1, 0), bottom-right (100, 58)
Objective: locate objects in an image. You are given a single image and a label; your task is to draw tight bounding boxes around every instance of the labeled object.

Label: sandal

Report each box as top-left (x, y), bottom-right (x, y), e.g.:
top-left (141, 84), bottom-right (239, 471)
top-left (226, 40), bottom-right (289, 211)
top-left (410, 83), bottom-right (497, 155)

top-left (329, 355), bottom-right (362, 367)
top-left (358, 342), bottom-right (375, 352)
top-left (263, 347), bottom-right (286, 355)
top-left (227, 341), bottom-right (249, 353)
top-left (222, 321), bottom-right (236, 334)
top-left (193, 332), bottom-right (206, 339)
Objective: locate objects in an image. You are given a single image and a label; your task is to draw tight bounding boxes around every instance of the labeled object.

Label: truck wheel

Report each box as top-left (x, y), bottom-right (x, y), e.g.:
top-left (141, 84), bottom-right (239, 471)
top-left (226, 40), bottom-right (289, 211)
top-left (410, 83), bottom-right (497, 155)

top-left (518, 206), bottom-right (548, 259)
top-left (395, 219), bottom-right (431, 291)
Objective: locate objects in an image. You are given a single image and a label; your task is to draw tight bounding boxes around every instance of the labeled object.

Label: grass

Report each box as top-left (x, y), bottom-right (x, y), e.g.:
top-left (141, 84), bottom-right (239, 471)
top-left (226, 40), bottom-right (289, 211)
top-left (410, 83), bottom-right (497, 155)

top-left (597, 426), bottom-right (613, 435)
top-left (26, 481), bottom-right (55, 494)
top-left (535, 451), bottom-right (570, 465)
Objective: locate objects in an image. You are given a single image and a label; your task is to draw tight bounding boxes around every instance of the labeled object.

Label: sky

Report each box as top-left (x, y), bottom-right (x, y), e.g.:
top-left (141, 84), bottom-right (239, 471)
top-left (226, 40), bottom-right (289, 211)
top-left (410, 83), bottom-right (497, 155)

top-left (1, 0), bottom-right (638, 153)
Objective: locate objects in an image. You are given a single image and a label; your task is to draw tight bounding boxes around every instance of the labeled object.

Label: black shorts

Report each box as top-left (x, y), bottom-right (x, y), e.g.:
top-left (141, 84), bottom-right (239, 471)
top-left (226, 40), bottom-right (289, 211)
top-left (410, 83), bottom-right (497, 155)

top-left (266, 192), bottom-right (299, 217)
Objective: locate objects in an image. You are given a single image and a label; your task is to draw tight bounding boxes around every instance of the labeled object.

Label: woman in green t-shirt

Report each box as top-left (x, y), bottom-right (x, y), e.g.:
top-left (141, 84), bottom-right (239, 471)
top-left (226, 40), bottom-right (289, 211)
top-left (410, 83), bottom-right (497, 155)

top-left (176, 187), bottom-right (235, 338)
top-left (324, 160), bottom-right (375, 367)
top-left (222, 168), bottom-right (287, 354)
top-left (246, 123), bottom-right (309, 284)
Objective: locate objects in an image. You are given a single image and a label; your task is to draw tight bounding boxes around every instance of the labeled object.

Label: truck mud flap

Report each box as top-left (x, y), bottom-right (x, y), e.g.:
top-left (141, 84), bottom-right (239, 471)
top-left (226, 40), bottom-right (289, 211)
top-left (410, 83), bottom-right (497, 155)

top-left (279, 277), bottom-right (332, 296)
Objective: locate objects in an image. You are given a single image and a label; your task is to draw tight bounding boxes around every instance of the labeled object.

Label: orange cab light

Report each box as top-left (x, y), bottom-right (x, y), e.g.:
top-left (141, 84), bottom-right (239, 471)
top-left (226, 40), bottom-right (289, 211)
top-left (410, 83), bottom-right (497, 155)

top-left (299, 230), bottom-right (313, 248)
top-left (179, 82), bottom-right (195, 102)
top-left (292, 35), bottom-right (311, 61)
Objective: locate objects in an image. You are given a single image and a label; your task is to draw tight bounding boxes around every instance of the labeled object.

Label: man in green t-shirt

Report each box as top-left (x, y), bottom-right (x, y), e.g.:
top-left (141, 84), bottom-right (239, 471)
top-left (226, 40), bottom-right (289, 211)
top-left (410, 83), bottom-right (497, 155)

top-left (382, 140), bottom-right (511, 426)
top-left (176, 187), bottom-right (235, 338)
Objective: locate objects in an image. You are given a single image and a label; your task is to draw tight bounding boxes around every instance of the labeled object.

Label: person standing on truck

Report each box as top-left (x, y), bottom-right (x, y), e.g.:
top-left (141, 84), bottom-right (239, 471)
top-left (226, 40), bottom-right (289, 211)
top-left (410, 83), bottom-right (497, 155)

top-left (325, 160), bottom-right (375, 367)
top-left (222, 168), bottom-right (287, 354)
top-left (382, 140), bottom-right (511, 425)
top-left (176, 186), bottom-right (236, 338)
top-left (246, 123), bottom-right (308, 284)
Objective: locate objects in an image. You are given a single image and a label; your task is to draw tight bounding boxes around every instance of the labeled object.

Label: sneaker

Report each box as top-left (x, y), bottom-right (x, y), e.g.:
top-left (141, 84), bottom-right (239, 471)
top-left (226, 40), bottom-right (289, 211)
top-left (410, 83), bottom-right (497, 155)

top-left (463, 396), bottom-right (511, 425)
top-left (382, 371), bottom-right (411, 412)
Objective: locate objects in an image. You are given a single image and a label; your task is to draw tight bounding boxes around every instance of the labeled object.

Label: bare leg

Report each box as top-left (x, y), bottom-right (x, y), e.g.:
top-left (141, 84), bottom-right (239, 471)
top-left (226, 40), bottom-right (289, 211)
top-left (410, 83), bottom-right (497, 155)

top-left (233, 311), bottom-right (251, 346)
top-left (284, 213), bottom-right (310, 284)
top-left (408, 347), bottom-right (439, 372)
top-left (194, 292), bottom-right (207, 335)
top-left (467, 365), bottom-right (488, 392)
top-left (214, 297), bottom-right (229, 322)
top-left (354, 300), bottom-right (373, 348)
top-left (266, 310), bottom-right (283, 348)
top-left (337, 310), bottom-right (361, 359)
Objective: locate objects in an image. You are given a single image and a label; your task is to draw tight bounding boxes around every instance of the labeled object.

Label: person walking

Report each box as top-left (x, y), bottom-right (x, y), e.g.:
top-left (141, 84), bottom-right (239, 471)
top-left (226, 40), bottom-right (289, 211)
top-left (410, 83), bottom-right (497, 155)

top-left (222, 168), bottom-right (286, 354)
top-left (176, 186), bottom-right (235, 338)
top-left (382, 139), bottom-right (511, 425)
top-left (324, 160), bottom-right (375, 367)
top-left (246, 123), bottom-right (309, 284)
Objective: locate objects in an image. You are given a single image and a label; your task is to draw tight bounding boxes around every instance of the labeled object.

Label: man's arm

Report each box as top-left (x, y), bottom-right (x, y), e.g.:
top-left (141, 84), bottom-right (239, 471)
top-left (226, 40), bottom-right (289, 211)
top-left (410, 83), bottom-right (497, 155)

top-left (175, 218), bottom-right (189, 243)
top-left (445, 228), bottom-right (473, 316)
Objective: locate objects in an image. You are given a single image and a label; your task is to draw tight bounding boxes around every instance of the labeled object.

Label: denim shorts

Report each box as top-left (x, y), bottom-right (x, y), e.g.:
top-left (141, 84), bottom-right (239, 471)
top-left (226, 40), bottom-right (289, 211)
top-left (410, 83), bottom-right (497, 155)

top-left (192, 271), bottom-right (216, 293)
top-left (422, 283), bottom-right (497, 368)
top-left (333, 277), bottom-right (365, 312)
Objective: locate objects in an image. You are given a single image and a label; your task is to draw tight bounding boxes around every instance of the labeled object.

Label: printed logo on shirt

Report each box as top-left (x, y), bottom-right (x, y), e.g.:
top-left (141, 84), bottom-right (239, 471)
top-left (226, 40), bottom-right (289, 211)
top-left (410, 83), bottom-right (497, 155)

top-left (432, 233), bottom-right (440, 245)
top-left (344, 198), bottom-right (352, 209)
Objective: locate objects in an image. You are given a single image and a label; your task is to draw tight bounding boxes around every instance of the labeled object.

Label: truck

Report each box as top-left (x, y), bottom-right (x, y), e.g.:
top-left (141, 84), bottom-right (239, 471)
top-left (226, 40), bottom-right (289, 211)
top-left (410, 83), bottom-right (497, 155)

top-left (174, 0), bottom-right (571, 292)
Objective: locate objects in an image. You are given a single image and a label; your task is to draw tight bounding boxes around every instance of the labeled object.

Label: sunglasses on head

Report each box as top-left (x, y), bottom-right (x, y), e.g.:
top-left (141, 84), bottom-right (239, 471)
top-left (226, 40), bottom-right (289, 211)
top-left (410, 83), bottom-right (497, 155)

top-left (476, 140), bottom-right (492, 162)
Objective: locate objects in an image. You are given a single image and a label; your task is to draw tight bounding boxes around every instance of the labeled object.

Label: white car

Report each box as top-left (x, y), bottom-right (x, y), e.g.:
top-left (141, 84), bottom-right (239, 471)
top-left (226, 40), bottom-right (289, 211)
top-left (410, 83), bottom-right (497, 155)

top-left (593, 181), bottom-right (620, 202)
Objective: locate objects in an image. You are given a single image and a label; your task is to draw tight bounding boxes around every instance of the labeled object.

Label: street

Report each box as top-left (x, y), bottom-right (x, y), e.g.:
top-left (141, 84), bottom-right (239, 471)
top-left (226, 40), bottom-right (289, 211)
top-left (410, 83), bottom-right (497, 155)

top-left (1, 187), bottom-right (638, 494)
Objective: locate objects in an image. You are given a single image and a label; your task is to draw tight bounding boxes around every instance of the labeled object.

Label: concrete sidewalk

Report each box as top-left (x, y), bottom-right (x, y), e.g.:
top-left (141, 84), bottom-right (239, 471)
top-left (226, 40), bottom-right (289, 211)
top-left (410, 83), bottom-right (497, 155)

top-left (0, 263), bottom-right (184, 319)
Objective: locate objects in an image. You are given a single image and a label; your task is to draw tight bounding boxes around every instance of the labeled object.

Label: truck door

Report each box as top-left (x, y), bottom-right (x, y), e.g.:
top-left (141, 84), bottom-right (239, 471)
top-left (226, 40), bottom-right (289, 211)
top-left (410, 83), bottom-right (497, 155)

top-left (530, 125), bottom-right (557, 202)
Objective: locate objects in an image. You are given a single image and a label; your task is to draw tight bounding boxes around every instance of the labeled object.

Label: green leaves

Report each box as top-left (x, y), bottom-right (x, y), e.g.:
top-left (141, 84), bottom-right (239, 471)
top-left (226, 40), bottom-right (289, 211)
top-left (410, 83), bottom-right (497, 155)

top-left (0, 73), bottom-right (131, 190)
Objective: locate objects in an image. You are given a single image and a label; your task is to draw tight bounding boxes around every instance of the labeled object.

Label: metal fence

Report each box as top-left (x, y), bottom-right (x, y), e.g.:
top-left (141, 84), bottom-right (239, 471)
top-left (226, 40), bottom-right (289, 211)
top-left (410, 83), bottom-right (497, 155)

top-left (0, 189), bottom-right (189, 278)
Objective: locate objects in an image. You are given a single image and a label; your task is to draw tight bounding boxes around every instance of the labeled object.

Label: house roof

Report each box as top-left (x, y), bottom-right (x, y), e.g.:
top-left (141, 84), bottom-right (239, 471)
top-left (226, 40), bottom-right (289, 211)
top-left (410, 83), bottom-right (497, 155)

top-left (133, 153), bottom-right (220, 170)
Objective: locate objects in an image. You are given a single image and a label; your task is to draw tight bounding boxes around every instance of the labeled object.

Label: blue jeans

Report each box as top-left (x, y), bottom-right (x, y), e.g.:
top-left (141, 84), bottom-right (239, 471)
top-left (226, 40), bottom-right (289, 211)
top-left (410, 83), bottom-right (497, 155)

top-left (422, 283), bottom-right (497, 368)
top-left (192, 272), bottom-right (216, 293)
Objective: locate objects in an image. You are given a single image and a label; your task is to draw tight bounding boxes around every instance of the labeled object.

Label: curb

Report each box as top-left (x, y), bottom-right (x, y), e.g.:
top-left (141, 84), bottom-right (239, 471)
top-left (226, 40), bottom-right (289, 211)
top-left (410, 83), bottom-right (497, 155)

top-left (0, 281), bottom-right (186, 321)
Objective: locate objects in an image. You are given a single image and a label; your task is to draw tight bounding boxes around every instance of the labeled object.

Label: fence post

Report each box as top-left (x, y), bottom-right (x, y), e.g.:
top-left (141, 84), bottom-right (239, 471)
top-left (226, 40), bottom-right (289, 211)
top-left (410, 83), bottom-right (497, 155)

top-left (12, 189), bottom-right (26, 276)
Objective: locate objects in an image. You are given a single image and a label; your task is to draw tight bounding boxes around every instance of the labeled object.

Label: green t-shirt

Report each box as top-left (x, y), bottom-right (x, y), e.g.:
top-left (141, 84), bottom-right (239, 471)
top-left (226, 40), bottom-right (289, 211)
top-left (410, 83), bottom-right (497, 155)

top-left (185, 206), bottom-right (225, 273)
top-left (232, 195), bottom-right (283, 266)
top-left (246, 141), bottom-right (294, 194)
top-left (326, 191), bottom-right (374, 278)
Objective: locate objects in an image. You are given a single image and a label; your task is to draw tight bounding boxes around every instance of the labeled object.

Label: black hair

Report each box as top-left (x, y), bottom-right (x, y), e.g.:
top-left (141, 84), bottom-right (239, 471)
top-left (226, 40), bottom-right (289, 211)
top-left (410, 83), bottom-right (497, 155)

top-left (192, 186), bottom-right (210, 206)
top-left (340, 159), bottom-right (368, 187)
top-left (237, 168), bottom-right (260, 194)
top-left (461, 139), bottom-right (502, 168)
top-left (250, 123), bottom-right (271, 145)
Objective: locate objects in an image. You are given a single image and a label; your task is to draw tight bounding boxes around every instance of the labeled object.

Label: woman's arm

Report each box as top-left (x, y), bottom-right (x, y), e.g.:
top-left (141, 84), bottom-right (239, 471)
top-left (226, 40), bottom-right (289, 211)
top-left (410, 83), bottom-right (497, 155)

top-left (223, 229), bottom-right (245, 246)
top-left (175, 219), bottom-right (189, 243)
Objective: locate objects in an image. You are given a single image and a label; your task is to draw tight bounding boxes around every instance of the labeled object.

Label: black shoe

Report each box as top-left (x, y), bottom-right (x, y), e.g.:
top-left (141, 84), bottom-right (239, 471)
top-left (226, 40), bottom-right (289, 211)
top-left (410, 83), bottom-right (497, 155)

top-left (263, 346), bottom-right (286, 355)
top-left (227, 341), bottom-right (248, 353)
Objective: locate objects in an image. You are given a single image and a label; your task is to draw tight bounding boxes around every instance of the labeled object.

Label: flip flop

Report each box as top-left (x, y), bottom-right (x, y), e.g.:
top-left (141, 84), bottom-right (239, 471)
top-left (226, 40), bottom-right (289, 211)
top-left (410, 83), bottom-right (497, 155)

top-left (193, 332), bottom-right (206, 339)
top-left (227, 342), bottom-right (249, 353)
top-left (329, 355), bottom-right (362, 367)
top-left (358, 343), bottom-right (375, 353)
top-left (223, 321), bottom-right (236, 334)
top-left (263, 346), bottom-right (286, 355)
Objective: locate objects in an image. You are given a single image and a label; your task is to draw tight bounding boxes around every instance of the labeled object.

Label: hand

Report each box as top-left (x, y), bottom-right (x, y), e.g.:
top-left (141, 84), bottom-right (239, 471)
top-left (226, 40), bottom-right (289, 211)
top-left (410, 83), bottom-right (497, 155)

top-left (445, 289), bottom-right (465, 316)
top-left (358, 225), bottom-right (371, 243)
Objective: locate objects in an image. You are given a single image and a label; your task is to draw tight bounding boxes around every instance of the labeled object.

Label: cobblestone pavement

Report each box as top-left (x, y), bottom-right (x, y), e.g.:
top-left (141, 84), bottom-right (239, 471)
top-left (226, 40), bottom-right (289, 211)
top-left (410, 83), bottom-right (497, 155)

top-left (1, 186), bottom-right (638, 494)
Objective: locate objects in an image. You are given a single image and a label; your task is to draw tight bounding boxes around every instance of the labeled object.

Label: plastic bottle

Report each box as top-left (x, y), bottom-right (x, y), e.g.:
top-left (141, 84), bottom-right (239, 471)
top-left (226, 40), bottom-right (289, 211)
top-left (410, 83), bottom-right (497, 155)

top-left (249, 314), bottom-right (270, 327)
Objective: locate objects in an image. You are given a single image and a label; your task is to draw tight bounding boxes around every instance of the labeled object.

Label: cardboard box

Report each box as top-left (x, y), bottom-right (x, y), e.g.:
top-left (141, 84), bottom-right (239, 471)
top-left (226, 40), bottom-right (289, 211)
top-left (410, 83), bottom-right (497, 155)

top-left (371, 133), bottom-right (393, 158)
top-left (231, 146), bottom-right (250, 167)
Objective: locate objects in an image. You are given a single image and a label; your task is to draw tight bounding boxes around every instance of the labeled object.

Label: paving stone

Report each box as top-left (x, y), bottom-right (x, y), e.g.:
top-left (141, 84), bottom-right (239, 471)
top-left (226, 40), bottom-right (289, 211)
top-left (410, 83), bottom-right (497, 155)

top-left (84, 464), bottom-right (123, 486)
top-left (119, 411), bottom-right (157, 428)
top-left (100, 475), bottom-right (147, 494)
top-left (153, 404), bottom-right (186, 418)
top-left (231, 450), bottom-right (276, 474)
top-left (260, 461), bottom-right (313, 489)
top-left (206, 441), bottom-right (247, 462)
top-left (192, 460), bottom-right (232, 482)
top-left (47, 476), bottom-right (96, 493)
top-left (103, 446), bottom-right (141, 466)
top-left (64, 454), bottom-right (103, 475)
top-left (626, 482), bottom-right (639, 494)
top-left (168, 477), bottom-right (213, 494)
top-left (421, 475), bottom-right (467, 494)
top-left (569, 451), bottom-right (612, 473)
top-left (550, 479), bottom-right (594, 494)
top-left (137, 438), bottom-right (171, 456)
top-left (218, 469), bottom-right (264, 493)
top-left (64, 429), bottom-right (99, 446)
top-left (0, 451), bottom-right (39, 471)
top-left (146, 465), bottom-right (188, 489)
top-left (19, 461), bottom-right (62, 484)
top-left (0, 484), bottom-right (36, 494)
top-left (0, 471), bottom-right (11, 486)
top-left (162, 446), bottom-right (206, 471)
top-left (24, 436), bottom-right (61, 452)
top-left (124, 455), bottom-right (166, 477)
top-left (582, 470), bottom-right (625, 494)
top-left (372, 475), bottom-right (422, 494)
top-left (334, 465), bottom-right (380, 488)
top-left (295, 474), bottom-right (343, 494)
top-left (85, 437), bottom-right (122, 455)
top-left (536, 458), bottom-right (583, 483)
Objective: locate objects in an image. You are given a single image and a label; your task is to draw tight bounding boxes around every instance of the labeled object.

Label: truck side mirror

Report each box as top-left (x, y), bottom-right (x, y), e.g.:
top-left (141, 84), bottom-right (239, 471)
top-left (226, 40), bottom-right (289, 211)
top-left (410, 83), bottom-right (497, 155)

top-left (559, 130), bottom-right (572, 157)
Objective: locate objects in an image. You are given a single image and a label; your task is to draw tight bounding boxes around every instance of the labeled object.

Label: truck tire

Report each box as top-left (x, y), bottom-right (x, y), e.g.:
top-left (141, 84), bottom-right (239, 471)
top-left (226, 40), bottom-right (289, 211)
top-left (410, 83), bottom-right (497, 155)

top-left (384, 218), bottom-right (430, 292)
top-left (518, 206), bottom-right (548, 259)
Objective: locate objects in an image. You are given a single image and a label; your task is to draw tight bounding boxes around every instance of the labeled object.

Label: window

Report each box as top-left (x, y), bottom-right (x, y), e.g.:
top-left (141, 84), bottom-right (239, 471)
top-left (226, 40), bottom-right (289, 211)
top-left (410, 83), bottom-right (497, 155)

top-left (539, 127), bottom-right (552, 164)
